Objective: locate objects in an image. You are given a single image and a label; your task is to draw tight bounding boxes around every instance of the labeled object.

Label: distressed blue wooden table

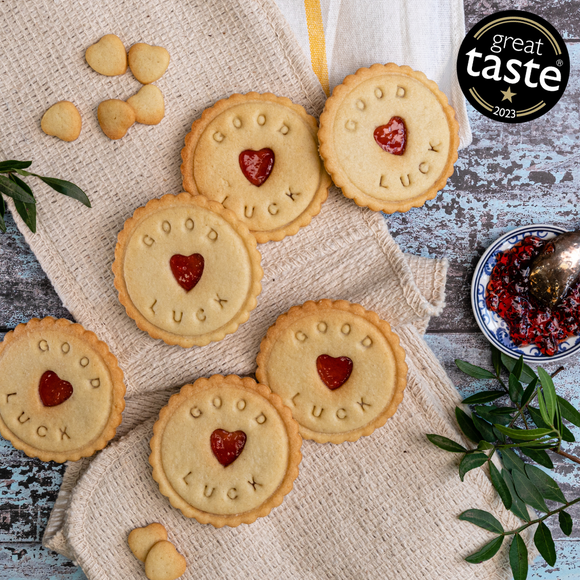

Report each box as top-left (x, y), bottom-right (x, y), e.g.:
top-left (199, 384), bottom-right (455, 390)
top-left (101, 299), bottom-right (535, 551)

top-left (1, 0), bottom-right (580, 577)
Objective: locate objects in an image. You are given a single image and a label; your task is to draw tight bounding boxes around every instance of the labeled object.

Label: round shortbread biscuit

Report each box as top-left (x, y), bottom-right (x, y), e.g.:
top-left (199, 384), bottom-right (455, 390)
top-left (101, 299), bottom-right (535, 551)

top-left (256, 300), bottom-right (407, 444)
top-left (150, 375), bottom-right (302, 527)
top-left (181, 93), bottom-right (331, 243)
top-left (319, 63), bottom-right (459, 213)
top-left (113, 193), bottom-right (262, 347)
top-left (0, 318), bottom-right (125, 462)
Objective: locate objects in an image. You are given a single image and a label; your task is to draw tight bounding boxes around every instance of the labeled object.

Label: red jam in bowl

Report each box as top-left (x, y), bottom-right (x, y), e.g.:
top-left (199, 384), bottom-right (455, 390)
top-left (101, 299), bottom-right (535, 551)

top-left (486, 235), bottom-right (580, 356)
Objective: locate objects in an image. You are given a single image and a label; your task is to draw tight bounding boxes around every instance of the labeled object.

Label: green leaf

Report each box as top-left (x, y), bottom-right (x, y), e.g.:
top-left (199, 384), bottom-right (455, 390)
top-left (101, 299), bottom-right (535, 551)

top-left (489, 460), bottom-right (512, 509)
top-left (455, 407), bottom-right (483, 443)
top-left (426, 434), bottom-right (467, 453)
top-left (561, 423), bottom-right (575, 443)
top-left (503, 469), bottom-right (530, 521)
top-left (32, 175), bottom-right (91, 207)
top-left (475, 405), bottom-right (515, 425)
top-left (494, 426), bottom-right (507, 443)
top-left (462, 391), bottom-right (505, 404)
top-left (0, 205), bottom-right (5, 233)
top-left (528, 406), bottom-right (549, 429)
top-left (557, 396), bottom-right (580, 428)
top-left (478, 440), bottom-right (494, 451)
top-left (459, 452), bottom-right (488, 481)
top-left (501, 353), bottom-right (536, 383)
top-left (490, 407), bottom-right (517, 416)
top-left (538, 367), bottom-right (557, 424)
top-left (521, 377), bottom-right (538, 407)
top-left (0, 175), bottom-right (35, 203)
top-left (455, 359), bottom-right (496, 379)
top-left (559, 510), bottom-right (573, 536)
top-left (10, 174), bottom-right (36, 233)
top-left (491, 344), bottom-right (502, 379)
top-left (13, 200), bottom-right (36, 233)
top-left (494, 425), bottom-right (554, 441)
top-left (538, 388), bottom-right (554, 428)
top-left (509, 534), bottom-right (529, 580)
top-left (459, 509), bottom-right (504, 534)
top-left (472, 414), bottom-right (497, 443)
top-left (465, 536), bottom-right (504, 564)
top-left (0, 160), bottom-right (32, 172)
top-left (512, 469), bottom-right (550, 512)
top-left (501, 449), bottom-right (526, 474)
top-left (524, 465), bottom-right (566, 503)
top-left (508, 374), bottom-right (524, 404)
top-left (513, 356), bottom-right (524, 380)
top-left (519, 447), bottom-right (554, 469)
top-left (534, 522), bottom-right (556, 566)
top-left (516, 440), bottom-right (557, 450)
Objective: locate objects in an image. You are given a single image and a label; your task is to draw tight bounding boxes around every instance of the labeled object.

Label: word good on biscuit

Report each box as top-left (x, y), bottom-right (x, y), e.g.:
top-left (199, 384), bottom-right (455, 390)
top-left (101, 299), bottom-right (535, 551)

top-left (85, 34), bottom-right (128, 76)
top-left (127, 85), bottom-right (165, 125)
top-left (41, 101), bottom-right (82, 142)
top-left (98, 99), bottom-right (136, 140)
top-left (144, 541), bottom-right (186, 580)
top-left (128, 523), bottom-right (168, 562)
top-left (128, 43), bottom-right (170, 84)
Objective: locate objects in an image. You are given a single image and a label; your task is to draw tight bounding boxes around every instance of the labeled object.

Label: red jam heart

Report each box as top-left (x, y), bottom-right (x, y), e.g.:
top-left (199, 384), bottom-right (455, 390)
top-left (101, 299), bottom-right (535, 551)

top-left (39, 370), bottom-right (73, 407)
top-left (373, 117), bottom-right (407, 155)
top-left (316, 355), bottom-right (353, 390)
top-left (210, 429), bottom-right (247, 467)
top-left (239, 148), bottom-right (275, 187)
top-left (169, 254), bottom-right (204, 292)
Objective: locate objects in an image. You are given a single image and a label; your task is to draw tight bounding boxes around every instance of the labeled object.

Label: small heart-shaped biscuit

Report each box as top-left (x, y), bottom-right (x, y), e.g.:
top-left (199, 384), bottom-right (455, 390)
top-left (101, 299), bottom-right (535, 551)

top-left (97, 99), bottom-right (136, 140)
top-left (128, 43), bottom-right (170, 84)
top-left (85, 34), bottom-right (127, 76)
top-left (128, 523), bottom-right (167, 562)
top-left (41, 101), bottom-right (82, 142)
top-left (126, 85), bottom-right (165, 125)
top-left (144, 540), bottom-right (186, 580)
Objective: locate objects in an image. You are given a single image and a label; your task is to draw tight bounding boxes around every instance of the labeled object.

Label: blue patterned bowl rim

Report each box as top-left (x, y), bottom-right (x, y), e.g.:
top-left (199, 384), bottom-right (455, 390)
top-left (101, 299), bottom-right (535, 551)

top-left (470, 224), bottom-right (580, 363)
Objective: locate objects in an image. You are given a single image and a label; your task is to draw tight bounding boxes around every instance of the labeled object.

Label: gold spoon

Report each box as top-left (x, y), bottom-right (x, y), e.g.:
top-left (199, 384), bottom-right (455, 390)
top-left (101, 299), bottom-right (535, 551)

top-left (529, 231), bottom-right (580, 308)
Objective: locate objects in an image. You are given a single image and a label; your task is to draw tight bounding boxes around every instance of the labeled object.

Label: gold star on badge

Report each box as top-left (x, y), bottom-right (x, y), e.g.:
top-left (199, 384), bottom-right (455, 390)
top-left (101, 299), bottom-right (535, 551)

top-left (501, 87), bottom-right (517, 103)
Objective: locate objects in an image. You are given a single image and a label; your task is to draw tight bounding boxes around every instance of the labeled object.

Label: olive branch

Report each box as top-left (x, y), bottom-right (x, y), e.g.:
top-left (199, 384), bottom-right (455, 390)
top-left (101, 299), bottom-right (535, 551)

top-left (0, 159), bottom-right (90, 233)
top-left (428, 345), bottom-right (580, 580)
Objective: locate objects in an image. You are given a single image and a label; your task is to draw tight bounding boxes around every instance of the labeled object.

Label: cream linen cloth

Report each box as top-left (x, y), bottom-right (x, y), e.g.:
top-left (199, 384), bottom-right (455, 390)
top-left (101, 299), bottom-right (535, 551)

top-left (274, 0), bottom-right (472, 148)
top-left (0, 0), bottom-right (529, 578)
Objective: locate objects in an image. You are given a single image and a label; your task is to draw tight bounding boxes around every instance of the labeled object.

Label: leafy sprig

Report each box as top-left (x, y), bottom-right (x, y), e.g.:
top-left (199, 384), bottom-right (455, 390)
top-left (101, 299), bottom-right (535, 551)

top-left (0, 159), bottom-right (90, 233)
top-left (428, 345), bottom-right (580, 580)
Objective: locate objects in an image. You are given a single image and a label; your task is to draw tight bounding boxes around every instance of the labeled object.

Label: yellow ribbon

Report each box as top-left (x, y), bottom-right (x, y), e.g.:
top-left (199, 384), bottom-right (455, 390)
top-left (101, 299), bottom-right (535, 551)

top-left (304, 0), bottom-right (330, 95)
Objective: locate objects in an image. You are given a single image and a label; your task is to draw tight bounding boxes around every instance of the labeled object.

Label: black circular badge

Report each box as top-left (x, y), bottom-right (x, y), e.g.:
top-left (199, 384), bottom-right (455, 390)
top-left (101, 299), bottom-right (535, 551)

top-left (457, 10), bottom-right (569, 123)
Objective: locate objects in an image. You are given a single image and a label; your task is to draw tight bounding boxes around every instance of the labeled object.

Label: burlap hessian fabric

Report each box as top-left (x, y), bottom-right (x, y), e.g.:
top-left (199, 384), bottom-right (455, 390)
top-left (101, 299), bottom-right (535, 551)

top-left (0, 0), bottom-right (533, 578)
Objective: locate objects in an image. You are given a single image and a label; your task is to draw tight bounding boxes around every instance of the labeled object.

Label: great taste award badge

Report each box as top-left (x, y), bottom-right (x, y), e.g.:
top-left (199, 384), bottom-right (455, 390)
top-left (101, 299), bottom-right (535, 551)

top-left (457, 10), bottom-right (569, 123)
